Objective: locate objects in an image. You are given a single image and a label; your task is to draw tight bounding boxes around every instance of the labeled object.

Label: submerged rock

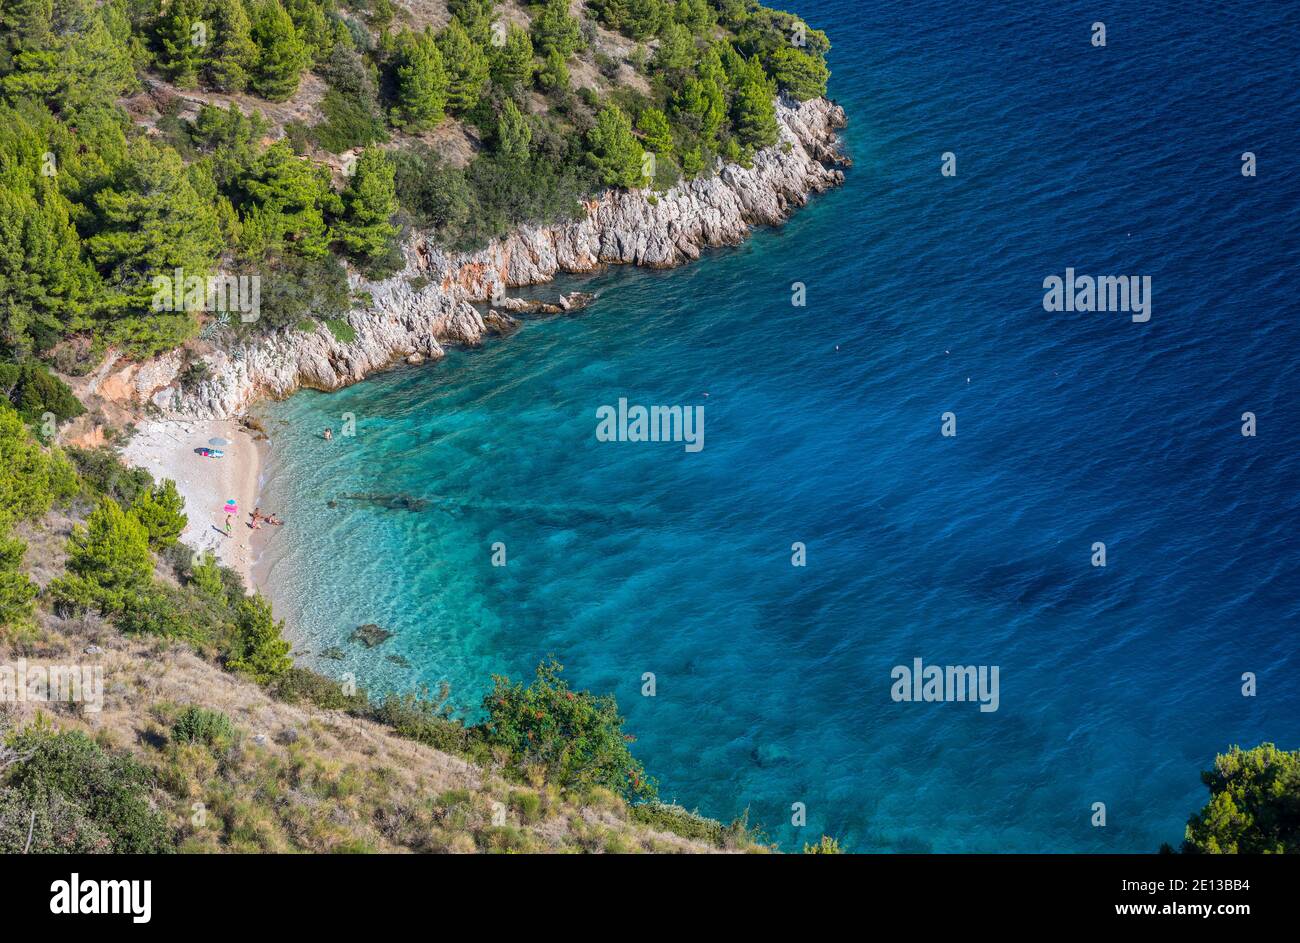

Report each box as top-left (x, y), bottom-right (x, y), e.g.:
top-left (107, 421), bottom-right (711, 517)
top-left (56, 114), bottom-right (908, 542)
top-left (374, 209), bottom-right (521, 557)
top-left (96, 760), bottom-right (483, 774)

top-left (483, 310), bottom-right (521, 336)
top-left (340, 491), bottom-right (430, 512)
top-left (319, 646), bottom-right (345, 660)
top-left (350, 623), bottom-right (393, 648)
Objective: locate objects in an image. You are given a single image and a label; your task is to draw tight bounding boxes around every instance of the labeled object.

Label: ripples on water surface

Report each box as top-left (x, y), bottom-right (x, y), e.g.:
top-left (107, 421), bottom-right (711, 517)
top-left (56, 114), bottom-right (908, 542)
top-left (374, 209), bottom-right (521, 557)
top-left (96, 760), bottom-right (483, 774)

top-left (257, 0), bottom-right (1300, 850)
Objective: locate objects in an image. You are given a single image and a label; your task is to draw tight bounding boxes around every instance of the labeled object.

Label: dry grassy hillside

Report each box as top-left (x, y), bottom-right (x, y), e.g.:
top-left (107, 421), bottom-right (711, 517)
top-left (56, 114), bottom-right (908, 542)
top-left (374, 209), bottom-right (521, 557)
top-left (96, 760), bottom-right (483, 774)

top-left (5, 598), bottom-right (754, 852)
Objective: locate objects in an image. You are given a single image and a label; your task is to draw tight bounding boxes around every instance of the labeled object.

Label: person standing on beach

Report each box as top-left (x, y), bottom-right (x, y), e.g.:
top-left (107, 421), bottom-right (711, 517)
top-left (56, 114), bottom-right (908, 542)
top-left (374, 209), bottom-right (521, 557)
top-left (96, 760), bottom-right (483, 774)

top-left (224, 514), bottom-right (233, 537)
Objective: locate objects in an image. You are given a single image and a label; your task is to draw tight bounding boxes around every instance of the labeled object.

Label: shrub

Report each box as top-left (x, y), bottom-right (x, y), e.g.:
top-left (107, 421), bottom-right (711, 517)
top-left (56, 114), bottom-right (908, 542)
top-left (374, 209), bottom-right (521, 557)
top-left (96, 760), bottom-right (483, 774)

top-left (0, 361), bottom-right (86, 428)
top-left (392, 144), bottom-right (476, 235)
top-left (1, 724), bottom-right (174, 853)
top-left (372, 687), bottom-right (472, 755)
top-left (270, 667), bottom-right (369, 712)
top-left (67, 446), bottom-right (154, 507)
top-left (481, 658), bottom-right (657, 802)
top-left (803, 835), bottom-right (844, 853)
top-left (323, 318), bottom-right (356, 344)
top-left (114, 584), bottom-right (210, 641)
top-left (248, 253), bottom-right (350, 332)
top-left (631, 802), bottom-right (724, 845)
top-left (188, 552), bottom-right (227, 599)
top-left (171, 707), bottom-right (237, 747)
top-left (177, 358), bottom-right (213, 393)
top-left (311, 89), bottom-right (387, 153)
top-left (509, 790), bottom-right (543, 823)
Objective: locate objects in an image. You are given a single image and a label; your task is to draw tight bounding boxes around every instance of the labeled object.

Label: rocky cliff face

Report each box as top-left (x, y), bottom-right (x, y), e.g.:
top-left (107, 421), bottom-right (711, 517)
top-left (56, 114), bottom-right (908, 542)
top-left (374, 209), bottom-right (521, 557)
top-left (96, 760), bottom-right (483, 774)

top-left (140, 96), bottom-right (847, 420)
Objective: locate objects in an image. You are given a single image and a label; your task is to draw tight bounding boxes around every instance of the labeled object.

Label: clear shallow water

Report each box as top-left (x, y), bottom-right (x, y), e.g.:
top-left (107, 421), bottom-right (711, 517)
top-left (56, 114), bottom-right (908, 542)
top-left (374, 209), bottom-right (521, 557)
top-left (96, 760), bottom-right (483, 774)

top-left (257, 0), bottom-right (1300, 851)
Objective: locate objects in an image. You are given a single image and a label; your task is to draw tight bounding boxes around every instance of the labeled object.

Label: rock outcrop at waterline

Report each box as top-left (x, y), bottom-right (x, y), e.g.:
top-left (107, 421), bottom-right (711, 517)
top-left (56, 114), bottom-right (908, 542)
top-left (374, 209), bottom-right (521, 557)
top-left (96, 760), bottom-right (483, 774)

top-left (139, 96), bottom-right (848, 420)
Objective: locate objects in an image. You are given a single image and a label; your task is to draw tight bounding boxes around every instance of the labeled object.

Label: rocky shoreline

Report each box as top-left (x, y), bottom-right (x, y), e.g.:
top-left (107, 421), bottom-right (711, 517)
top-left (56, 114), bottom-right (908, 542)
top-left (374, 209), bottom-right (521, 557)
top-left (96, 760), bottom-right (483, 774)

top-left (91, 95), bottom-right (847, 422)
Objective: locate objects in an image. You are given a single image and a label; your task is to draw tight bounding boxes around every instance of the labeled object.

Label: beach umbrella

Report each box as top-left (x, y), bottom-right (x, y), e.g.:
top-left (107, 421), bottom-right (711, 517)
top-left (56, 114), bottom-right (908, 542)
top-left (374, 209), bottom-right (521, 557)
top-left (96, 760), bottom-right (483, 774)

top-left (209, 437), bottom-right (231, 447)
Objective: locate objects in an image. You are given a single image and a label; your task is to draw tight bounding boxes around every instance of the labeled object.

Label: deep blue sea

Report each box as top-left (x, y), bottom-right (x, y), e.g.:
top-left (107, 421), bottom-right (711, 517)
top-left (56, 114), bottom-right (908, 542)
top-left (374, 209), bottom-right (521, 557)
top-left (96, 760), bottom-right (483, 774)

top-left (257, 0), bottom-right (1300, 851)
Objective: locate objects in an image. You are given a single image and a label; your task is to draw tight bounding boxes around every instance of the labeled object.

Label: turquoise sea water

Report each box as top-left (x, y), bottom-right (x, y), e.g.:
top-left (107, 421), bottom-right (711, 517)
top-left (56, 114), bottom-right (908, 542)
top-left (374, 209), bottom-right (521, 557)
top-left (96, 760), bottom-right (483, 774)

top-left (256, 0), bottom-right (1300, 851)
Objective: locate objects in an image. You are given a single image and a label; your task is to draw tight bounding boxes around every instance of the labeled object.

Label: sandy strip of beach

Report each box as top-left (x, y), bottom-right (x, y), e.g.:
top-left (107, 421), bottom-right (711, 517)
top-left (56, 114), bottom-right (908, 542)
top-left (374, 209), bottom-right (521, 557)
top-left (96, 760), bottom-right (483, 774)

top-left (122, 418), bottom-right (270, 592)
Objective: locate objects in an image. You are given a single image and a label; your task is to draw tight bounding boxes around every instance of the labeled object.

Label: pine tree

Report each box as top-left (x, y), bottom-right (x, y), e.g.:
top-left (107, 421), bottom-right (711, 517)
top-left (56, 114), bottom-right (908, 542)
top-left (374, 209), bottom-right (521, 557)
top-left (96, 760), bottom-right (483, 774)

top-left (238, 140), bottom-right (339, 259)
top-left (590, 0), bottom-right (665, 40)
top-left (586, 104), bottom-right (645, 189)
top-left (530, 0), bottom-right (580, 60)
top-left (0, 528), bottom-right (36, 630)
top-left (284, 0), bottom-right (333, 65)
top-left (1, 0), bottom-right (136, 113)
top-left (250, 0), bottom-right (310, 102)
top-left (0, 402), bottom-right (76, 526)
top-left (389, 30), bottom-right (448, 130)
top-left (130, 479), bottom-right (188, 550)
top-left (0, 0), bottom-right (54, 58)
top-left (58, 497), bottom-right (154, 614)
top-left (447, 0), bottom-right (495, 44)
top-left (495, 99), bottom-right (530, 163)
top-left (672, 0), bottom-right (713, 33)
top-left (769, 46), bottom-right (829, 101)
top-left (636, 106), bottom-right (673, 161)
top-left (435, 18), bottom-right (489, 114)
top-left (154, 0), bottom-right (205, 88)
top-left (228, 594), bottom-right (292, 681)
top-left (0, 179), bottom-right (96, 357)
top-left (673, 73), bottom-right (724, 145)
top-left (205, 0), bottom-right (258, 92)
top-left (84, 138), bottom-right (222, 356)
top-left (730, 54), bottom-right (778, 151)
top-left (335, 146), bottom-right (397, 262)
top-left (653, 21), bottom-right (692, 72)
top-left (537, 47), bottom-right (569, 92)
top-left (490, 22), bottom-right (533, 92)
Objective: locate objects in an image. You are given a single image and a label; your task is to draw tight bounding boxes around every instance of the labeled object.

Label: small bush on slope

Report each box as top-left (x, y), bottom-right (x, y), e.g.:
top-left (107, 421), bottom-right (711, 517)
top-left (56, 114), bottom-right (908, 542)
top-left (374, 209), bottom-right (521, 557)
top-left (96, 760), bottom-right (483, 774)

top-left (172, 707), bottom-right (238, 747)
top-left (0, 722), bottom-right (174, 853)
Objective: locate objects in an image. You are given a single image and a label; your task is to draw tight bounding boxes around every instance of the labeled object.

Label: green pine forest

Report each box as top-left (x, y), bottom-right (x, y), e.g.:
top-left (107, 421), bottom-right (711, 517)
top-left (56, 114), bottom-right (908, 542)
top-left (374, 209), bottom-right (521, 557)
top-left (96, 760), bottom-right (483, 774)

top-left (0, 0), bottom-right (832, 396)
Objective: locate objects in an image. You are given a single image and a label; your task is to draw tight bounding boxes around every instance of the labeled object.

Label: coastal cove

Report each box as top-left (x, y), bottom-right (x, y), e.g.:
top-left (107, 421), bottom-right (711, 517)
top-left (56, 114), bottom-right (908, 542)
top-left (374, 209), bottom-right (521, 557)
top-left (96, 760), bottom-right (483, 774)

top-left (95, 0), bottom-right (1300, 854)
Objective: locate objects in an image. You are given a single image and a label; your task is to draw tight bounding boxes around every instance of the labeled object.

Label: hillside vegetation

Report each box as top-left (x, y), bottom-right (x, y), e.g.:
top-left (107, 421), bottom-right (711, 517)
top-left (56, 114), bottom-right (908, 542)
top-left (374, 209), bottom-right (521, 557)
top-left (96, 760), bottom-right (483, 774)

top-left (1, 0), bottom-right (831, 382)
top-left (0, 0), bottom-right (842, 854)
top-left (0, 398), bottom-right (781, 851)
